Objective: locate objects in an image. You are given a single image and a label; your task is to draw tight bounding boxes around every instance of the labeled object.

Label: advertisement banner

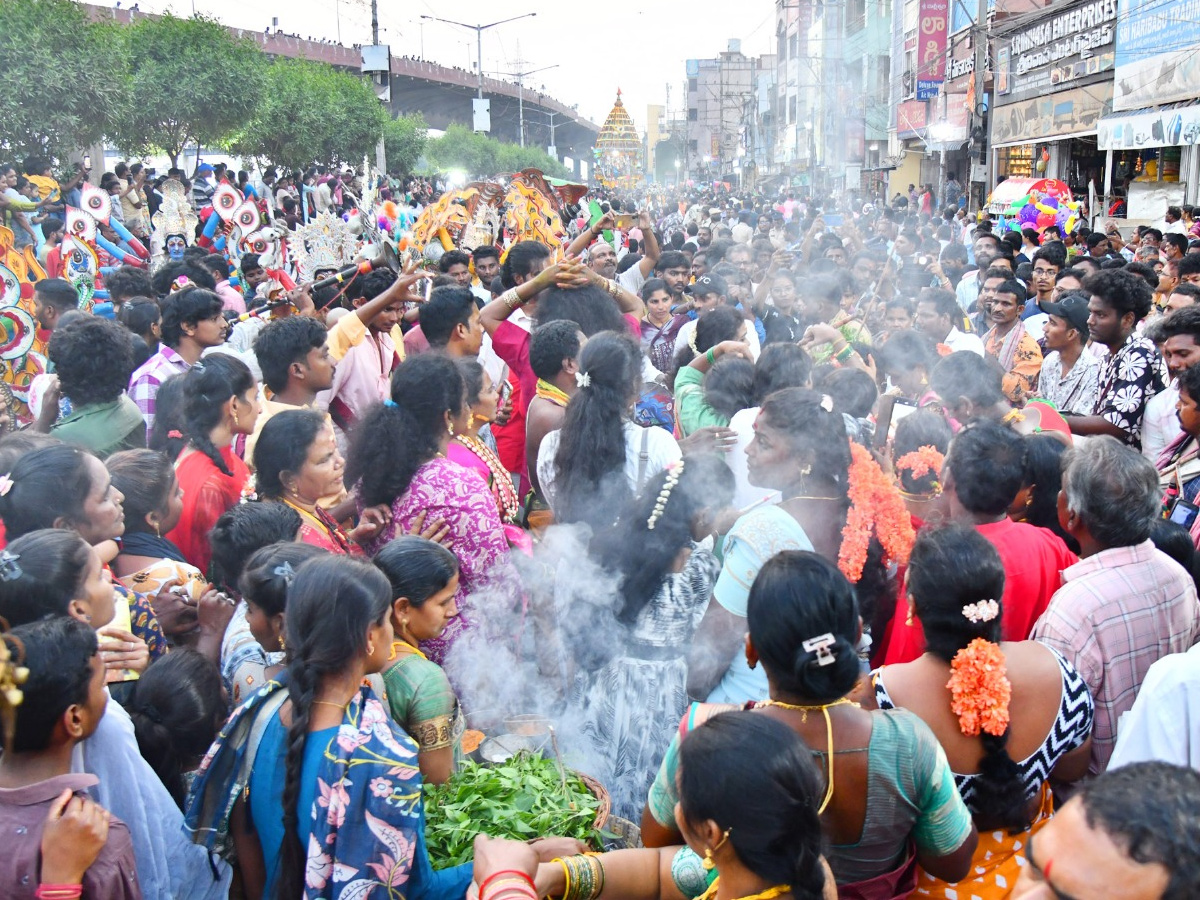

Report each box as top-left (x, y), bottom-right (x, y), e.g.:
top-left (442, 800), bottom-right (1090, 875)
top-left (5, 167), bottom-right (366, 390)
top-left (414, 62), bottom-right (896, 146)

top-left (1113, 0), bottom-right (1200, 111)
top-left (1098, 103), bottom-right (1200, 150)
top-left (916, 0), bottom-right (950, 100)
top-left (991, 82), bottom-right (1112, 146)
top-left (993, 0), bottom-right (1116, 105)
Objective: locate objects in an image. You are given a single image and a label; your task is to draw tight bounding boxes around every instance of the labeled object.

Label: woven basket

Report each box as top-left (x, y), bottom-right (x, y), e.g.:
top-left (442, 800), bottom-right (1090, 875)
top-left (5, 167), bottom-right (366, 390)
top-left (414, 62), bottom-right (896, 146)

top-left (575, 771), bottom-right (612, 833)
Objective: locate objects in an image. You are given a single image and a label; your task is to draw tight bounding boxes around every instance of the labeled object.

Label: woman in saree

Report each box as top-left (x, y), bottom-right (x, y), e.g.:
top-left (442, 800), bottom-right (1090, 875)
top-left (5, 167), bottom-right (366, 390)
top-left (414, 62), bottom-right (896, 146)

top-left (253, 409), bottom-right (386, 555)
top-left (1158, 364), bottom-right (1200, 548)
top-left (643, 550), bottom-right (977, 899)
top-left (688, 388), bottom-right (911, 704)
top-left (346, 353), bottom-right (518, 665)
top-left (184, 554), bottom-right (474, 900)
top-left (447, 359), bottom-right (522, 529)
top-left (866, 525), bottom-right (1093, 899)
top-left (525, 712), bottom-right (836, 900)
top-left (374, 536), bottom-right (464, 785)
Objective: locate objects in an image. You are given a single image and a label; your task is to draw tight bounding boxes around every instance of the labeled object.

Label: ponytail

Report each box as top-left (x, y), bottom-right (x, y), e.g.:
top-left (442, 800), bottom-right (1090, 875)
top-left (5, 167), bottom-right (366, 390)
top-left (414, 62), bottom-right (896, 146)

top-left (180, 354), bottom-right (255, 477)
top-left (551, 331), bottom-right (643, 529)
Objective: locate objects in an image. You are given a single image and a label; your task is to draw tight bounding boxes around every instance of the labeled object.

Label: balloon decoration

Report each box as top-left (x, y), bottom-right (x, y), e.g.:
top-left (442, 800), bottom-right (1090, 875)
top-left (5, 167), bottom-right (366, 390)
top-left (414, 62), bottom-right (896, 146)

top-left (998, 182), bottom-right (1079, 237)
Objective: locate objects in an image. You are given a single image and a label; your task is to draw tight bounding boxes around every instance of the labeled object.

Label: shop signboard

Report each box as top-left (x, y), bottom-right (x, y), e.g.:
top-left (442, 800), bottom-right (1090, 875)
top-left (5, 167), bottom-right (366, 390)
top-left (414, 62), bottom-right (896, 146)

top-left (1097, 103), bottom-right (1200, 150)
top-left (916, 0), bottom-right (950, 100)
top-left (994, 0), bottom-right (1116, 105)
top-left (1113, 0), bottom-right (1200, 111)
top-left (991, 82), bottom-right (1113, 146)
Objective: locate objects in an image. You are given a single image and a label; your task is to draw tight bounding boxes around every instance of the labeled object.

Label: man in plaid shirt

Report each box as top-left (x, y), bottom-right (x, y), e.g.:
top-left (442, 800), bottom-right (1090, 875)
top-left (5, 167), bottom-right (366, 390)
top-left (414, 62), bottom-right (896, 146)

top-left (128, 287), bottom-right (227, 431)
top-left (1033, 437), bottom-right (1200, 775)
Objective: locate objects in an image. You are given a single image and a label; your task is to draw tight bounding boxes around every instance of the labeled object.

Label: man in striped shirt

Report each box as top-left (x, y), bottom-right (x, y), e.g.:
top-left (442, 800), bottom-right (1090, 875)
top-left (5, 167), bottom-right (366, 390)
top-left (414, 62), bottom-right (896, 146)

top-left (1033, 437), bottom-right (1200, 775)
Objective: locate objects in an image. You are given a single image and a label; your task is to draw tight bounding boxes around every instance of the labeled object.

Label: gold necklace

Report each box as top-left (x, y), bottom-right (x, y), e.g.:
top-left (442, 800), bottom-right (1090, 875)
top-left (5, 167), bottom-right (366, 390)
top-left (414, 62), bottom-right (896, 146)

top-left (697, 878), bottom-right (790, 900)
top-left (760, 697), bottom-right (859, 815)
top-left (312, 699), bottom-right (350, 710)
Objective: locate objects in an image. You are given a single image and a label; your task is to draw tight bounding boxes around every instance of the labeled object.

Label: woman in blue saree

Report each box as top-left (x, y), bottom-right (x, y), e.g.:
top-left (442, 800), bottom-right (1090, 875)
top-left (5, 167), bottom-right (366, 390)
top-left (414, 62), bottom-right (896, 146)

top-left (185, 554), bottom-right (473, 900)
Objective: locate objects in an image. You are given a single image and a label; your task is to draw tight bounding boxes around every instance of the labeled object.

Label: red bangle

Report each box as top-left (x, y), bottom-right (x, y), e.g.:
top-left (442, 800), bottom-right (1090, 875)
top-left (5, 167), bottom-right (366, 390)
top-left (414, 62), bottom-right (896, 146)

top-left (36, 886), bottom-right (83, 900)
top-left (480, 870), bottom-right (536, 897)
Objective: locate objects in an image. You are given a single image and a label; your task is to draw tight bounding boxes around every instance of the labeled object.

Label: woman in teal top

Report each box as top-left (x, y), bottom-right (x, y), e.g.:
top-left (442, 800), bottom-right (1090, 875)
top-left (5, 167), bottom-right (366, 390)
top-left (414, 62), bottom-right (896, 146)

top-left (185, 554), bottom-right (473, 900)
top-left (644, 551), bottom-right (977, 897)
top-left (374, 537), bottom-right (465, 785)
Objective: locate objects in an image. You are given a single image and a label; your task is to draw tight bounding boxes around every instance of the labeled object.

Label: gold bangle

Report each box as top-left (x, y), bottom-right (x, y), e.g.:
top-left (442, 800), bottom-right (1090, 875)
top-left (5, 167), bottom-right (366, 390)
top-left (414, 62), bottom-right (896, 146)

top-left (607, 279), bottom-right (619, 299)
top-left (500, 288), bottom-right (523, 312)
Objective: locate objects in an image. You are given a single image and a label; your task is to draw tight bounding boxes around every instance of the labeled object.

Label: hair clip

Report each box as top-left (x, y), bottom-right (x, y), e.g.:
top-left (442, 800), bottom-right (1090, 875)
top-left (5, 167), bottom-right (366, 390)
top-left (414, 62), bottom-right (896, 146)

top-left (0, 550), bottom-right (22, 582)
top-left (819, 394), bottom-right (834, 413)
top-left (167, 430), bottom-right (183, 440)
top-left (171, 275), bottom-right (192, 292)
top-left (384, 398), bottom-right (398, 409)
top-left (646, 459), bottom-right (685, 531)
top-left (802, 633), bottom-right (837, 666)
top-left (962, 599), bottom-right (1000, 624)
top-left (0, 473), bottom-right (12, 497)
top-left (575, 371), bottom-right (591, 389)
top-left (273, 561), bottom-right (296, 582)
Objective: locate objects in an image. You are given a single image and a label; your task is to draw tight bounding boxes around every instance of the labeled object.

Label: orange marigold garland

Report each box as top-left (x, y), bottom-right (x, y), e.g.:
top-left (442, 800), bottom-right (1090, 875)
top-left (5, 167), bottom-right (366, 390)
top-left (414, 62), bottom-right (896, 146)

top-left (894, 445), bottom-right (945, 482)
top-left (947, 638), bottom-right (1012, 737)
top-left (837, 443), bottom-right (916, 582)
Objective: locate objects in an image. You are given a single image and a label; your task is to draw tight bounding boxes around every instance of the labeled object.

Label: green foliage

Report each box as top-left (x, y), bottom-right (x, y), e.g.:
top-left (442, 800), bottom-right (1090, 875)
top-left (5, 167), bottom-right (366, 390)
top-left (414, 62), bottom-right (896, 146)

top-left (0, 0), bottom-right (129, 161)
top-left (423, 753), bottom-right (601, 868)
top-left (425, 125), bottom-right (568, 179)
top-left (112, 14), bottom-right (266, 165)
top-left (230, 58), bottom-right (387, 169)
top-left (383, 113), bottom-right (428, 177)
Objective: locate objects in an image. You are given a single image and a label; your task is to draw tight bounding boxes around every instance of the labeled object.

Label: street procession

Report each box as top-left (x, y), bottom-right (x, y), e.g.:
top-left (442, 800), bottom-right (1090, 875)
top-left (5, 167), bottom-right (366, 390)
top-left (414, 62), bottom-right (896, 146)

top-left (2, 0), bottom-right (1200, 897)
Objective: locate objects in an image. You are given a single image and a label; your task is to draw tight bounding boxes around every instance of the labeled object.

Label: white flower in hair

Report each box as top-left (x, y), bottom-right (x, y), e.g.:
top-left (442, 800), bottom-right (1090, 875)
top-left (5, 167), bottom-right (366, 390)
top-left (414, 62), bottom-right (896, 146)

top-left (962, 599), bottom-right (1000, 624)
top-left (820, 394), bottom-right (834, 413)
top-left (576, 371), bottom-right (591, 389)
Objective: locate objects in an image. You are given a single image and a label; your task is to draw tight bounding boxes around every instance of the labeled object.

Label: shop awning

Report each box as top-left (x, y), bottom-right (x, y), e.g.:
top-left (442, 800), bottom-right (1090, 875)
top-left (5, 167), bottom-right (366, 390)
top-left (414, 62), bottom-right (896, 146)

top-left (1096, 101), bottom-right (1200, 151)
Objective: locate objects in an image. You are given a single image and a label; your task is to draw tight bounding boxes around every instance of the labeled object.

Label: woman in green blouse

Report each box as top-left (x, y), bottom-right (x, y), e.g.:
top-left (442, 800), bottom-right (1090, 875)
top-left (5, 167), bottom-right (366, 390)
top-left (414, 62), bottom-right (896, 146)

top-left (373, 536), bottom-right (464, 784)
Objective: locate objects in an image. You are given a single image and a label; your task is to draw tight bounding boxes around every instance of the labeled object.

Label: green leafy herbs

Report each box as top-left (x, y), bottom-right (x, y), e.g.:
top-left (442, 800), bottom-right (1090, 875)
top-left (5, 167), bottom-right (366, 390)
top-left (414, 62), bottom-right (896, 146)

top-left (423, 752), bottom-right (602, 867)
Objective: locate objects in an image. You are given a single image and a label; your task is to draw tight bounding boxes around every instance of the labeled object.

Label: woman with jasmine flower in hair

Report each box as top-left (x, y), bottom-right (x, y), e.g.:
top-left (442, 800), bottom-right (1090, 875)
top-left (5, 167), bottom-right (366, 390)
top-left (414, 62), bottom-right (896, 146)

top-left (865, 524), bottom-right (1094, 899)
top-left (563, 454), bottom-right (735, 821)
top-left (537, 331), bottom-right (681, 531)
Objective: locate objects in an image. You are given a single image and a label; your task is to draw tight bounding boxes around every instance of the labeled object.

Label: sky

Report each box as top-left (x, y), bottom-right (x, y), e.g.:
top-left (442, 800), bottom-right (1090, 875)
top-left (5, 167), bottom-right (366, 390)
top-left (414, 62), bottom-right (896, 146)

top-left (116, 0), bottom-right (776, 132)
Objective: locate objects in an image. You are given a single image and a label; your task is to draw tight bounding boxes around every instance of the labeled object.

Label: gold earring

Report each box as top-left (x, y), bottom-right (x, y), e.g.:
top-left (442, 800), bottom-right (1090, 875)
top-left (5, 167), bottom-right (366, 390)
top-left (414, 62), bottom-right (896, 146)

top-left (278, 634), bottom-right (286, 650)
top-left (153, 521), bottom-right (161, 538)
top-left (905, 601), bottom-right (914, 627)
top-left (448, 422), bottom-right (454, 436)
top-left (799, 464), bottom-right (812, 477)
top-left (367, 642), bottom-right (375, 656)
top-left (702, 829), bottom-right (731, 870)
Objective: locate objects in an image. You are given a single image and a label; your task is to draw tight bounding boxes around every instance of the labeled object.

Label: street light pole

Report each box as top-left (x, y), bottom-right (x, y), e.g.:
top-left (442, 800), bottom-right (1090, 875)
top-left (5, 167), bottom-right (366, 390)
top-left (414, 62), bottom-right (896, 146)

top-left (493, 64), bottom-right (559, 146)
top-left (420, 12), bottom-right (537, 100)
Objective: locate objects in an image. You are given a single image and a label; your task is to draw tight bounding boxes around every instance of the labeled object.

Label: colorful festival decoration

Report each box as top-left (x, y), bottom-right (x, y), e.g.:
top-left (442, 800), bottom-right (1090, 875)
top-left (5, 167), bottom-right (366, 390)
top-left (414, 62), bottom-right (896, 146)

top-left (593, 90), bottom-right (642, 190)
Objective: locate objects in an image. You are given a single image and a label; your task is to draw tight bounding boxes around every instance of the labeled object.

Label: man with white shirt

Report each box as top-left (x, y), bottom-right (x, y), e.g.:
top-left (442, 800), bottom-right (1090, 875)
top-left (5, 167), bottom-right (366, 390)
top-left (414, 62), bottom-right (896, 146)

top-left (1162, 205), bottom-right (1188, 235)
top-left (915, 287), bottom-right (984, 355)
top-left (1142, 306), bottom-right (1200, 461)
top-left (1036, 293), bottom-right (1100, 416)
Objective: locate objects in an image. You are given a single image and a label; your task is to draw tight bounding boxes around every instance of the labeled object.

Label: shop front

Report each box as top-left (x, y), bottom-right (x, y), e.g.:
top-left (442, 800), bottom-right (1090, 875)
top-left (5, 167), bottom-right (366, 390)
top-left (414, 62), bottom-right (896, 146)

top-left (990, 0), bottom-right (1116, 206)
top-left (1094, 0), bottom-right (1200, 213)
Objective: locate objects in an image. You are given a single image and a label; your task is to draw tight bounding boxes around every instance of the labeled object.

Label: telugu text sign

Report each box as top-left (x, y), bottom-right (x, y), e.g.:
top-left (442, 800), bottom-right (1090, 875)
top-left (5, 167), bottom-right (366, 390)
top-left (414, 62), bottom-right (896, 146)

top-left (1114, 0), bottom-right (1200, 111)
top-left (916, 0), bottom-right (950, 100)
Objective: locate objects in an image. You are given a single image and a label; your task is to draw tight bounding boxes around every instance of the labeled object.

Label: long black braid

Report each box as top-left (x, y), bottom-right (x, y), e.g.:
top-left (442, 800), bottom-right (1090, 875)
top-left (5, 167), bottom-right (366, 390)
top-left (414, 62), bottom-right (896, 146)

top-left (179, 354), bottom-right (255, 477)
top-left (274, 555), bottom-right (392, 900)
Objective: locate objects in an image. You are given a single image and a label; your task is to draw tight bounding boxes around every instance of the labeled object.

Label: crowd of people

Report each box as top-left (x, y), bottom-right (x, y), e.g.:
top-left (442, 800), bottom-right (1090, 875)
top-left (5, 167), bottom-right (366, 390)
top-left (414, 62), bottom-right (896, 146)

top-left (1, 155), bottom-right (1199, 900)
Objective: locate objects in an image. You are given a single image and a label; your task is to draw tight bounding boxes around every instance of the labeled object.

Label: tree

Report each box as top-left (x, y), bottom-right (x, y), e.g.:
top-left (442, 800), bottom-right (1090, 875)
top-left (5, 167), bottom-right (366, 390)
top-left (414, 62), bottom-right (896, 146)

top-left (0, 0), bottom-right (129, 162)
top-left (383, 114), bottom-right (428, 176)
top-left (111, 14), bottom-right (265, 167)
top-left (424, 125), bottom-right (568, 179)
top-left (230, 58), bottom-right (387, 170)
